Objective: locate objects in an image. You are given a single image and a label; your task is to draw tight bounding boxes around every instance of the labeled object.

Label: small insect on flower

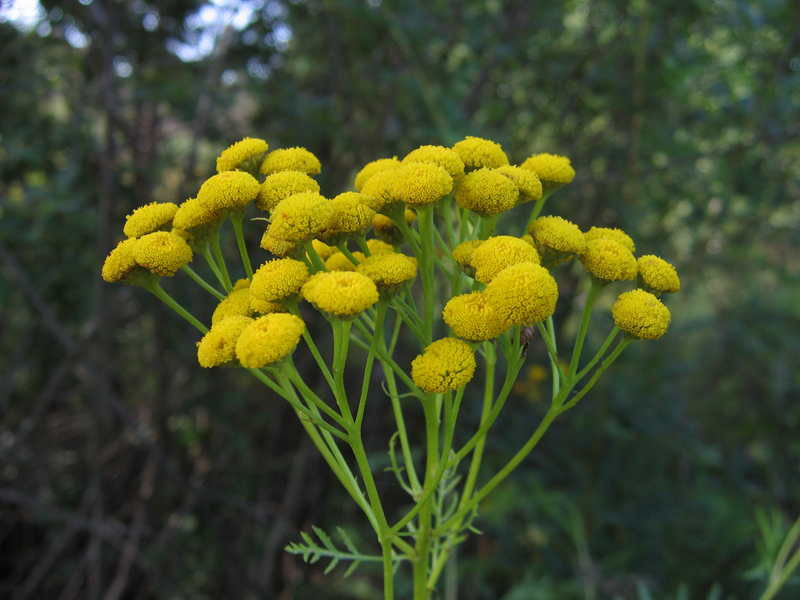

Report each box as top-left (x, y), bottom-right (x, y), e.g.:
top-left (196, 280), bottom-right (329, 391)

top-left (520, 326), bottom-right (536, 357)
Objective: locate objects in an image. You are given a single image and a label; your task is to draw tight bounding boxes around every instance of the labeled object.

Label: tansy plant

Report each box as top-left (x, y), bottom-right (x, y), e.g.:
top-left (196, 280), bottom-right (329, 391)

top-left (103, 135), bottom-right (679, 599)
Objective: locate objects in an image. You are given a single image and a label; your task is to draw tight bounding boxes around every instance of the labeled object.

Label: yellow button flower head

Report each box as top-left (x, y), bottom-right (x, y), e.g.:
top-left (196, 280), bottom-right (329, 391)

top-left (301, 271), bottom-right (379, 318)
top-left (454, 167), bottom-right (519, 216)
top-left (133, 231), bottom-right (193, 276)
top-left (520, 153), bottom-right (576, 192)
top-left (389, 162), bottom-right (454, 206)
top-left (325, 251), bottom-right (358, 272)
top-left (102, 238), bottom-right (152, 285)
top-left (232, 278), bottom-right (251, 291)
top-left (357, 253), bottom-right (417, 299)
top-left (196, 171), bottom-right (260, 214)
top-left (411, 337), bottom-right (477, 394)
top-left (495, 165), bottom-right (543, 204)
top-left (612, 289), bottom-right (671, 340)
top-left (485, 262), bottom-right (559, 326)
top-left (317, 192), bottom-right (376, 245)
top-left (197, 315), bottom-right (253, 368)
top-left (354, 157), bottom-right (401, 191)
top-left (260, 230), bottom-right (297, 258)
top-left (443, 292), bottom-right (508, 341)
top-left (250, 258), bottom-right (310, 307)
top-left (260, 147), bottom-right (321, 176)
top-left (361, 168), bottom-right (402, 212)
top-left (403, 145), bottom-right (466, 183)
top-left (528, 216), bottom-right (586, 268)
top-left (267, 192), bottom-right (334, 244)
top-left (124, 202), bottom-right (178, 238)
top-left (451, 239), bottom-right (484, 278)
top-left (470, 236), bottom-right (541, 283)
top-left (584, 226), bottom-right (636, 253)
top-left (172, 197), bottom-right (223, 233)
top-left (212, 287), bottom-right (256, 324)
top-left (216, 137), bottom-right (268, 173)
top-left (637, 255), bottom-right (680, 295)
top-left (371, 208), bottom-right (417, 246)
top-left (256, 171), bottom-right (321, 212)
top-left (580, 239), bottom-right (638, 283)
top-left (452, 136), bottom-right (510, 171)
top-left (366, 238), bottom-right (396, 256)
top-left (235, 313), bottom-right (306, 368)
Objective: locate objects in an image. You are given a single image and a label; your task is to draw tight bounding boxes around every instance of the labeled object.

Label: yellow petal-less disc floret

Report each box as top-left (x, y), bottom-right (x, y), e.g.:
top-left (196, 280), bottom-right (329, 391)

top-left (133, 231), bottom-right (193, 276)
top-left (451, 240), bottom-right (484, 268)
top-left (301, 271), bottom-right (379, 318)
top-left (267, 192), bottom-right (334, 244)
top-left (235, 313), bottom-right (306, 368)
top-left (495, 165), bottom-right (543, 203)
top-left (216, 137), bottom-right (268, 173)
top-left (260, 147), bottom-right (321, 176)
top-left (612, 289), bottom-right (671, 340)
top-left (102, 238), bottom-right (144, 283)
top-left (470, 236), bottom-right (541, 283)
top-left (361, 168), bottom-right (402, 212)
top-left (250, 258), bottom-right (310, 306)
top-left (443, 292), bottom-right (508, 341)
top-left (637, 255), bottom-right (680, 294)
top-left (528, 216), bottom-right (586, 267)
top-left (454, 168), bottom-right (519, 216)
top-left (452, 136), bottom-right (510, 171)
top-left (260, 230), bottom-right (297, 258)
top-left (520, 153), bottom-right (576, 191)
top-left (212, 287), bottom-right (256, 324)
top-left (356, 253), bottom-right (417, 298)
top-left (584, 226), bottom-right (636, 253)
top-left (124, 202), bottom-right (178, 238)
top-left (197, 315), bottom-right (253, 368)
top-left (172, 197), bottom-right (223, 232)
top-left (196, 171), bottom-right (261, 214)
top-left (390, 162), bottom-right (454, 206)
top-left (485, 262), bottom-right (559, 326)
top-left (354, 157), bottom-right (401, 192)
top-left (318, 192), bottom-right (376, 243)
top-left (257, 171), bottom-right (321, 212)
top-left (580, 239), bottom-right (638, 283)
top-left (411, 337), bottom-right (477, 394)
top-left (366, 239), bottom-right (397, 256)
top-left (403, 145), bottom-right (466, 183)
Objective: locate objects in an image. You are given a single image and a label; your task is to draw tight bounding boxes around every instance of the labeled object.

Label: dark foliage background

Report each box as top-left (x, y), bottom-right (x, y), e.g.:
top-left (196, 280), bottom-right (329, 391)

top-left (1, 0), bottom-right (798, 598)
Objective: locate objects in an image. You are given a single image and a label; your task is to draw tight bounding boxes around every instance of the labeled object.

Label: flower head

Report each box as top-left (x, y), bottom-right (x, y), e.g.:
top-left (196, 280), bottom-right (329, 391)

top-left (197, 171), bottom-right (261, 213)
top-left (172, 198), bottom-right (225, 250)
top-left (212, 287), bottom-right (256, 324)
top-left (310, 239), bottom-right (338, 262)
top-left (451, 239), bottom-right (483, 277)
top-left (584, 226), bottom-right (636, 253)
top-left (235, 313), bottom-right (306, 368)
top-left (325, 251), bottom-right (359, 272)
top-left (250, 258), bottom-right (310, 307)
top-left (216, 137), bottom-right (268, 173)
top-left (455, 168), bottom-right (519, 216)
top-left (124, 202), bottom-right (178, 238)
top-left (260, 147), bottom-right (321, 176)
top-left (637, 255), bottom-right (680, 294)
top-left (443, 292), bottom-right (508, 341)
top-left (133, 231), bottom-right (193, 276)
top-left (360, 168), bottom-right (402, 212)
top-left (579, 239), bottom-right (638, 283)
top-left (495, 165), bottom-right (543, 203)
top-left (260, 230), bottom-right (298, 258)
top-left (317, 192), bottom-right (376, 244)
top-left (470, 236), bottom-right (541, 283)
top-left (197, 315), bottom-right (253, 368)
top-left (528, 216), bottom-right (586, 267)
top-left (102, 238), bottom-right (151, 285)
top-left (390, 162), bottom-right (453, 206)
top-left (612, 289), bottom-right (671, 340)
top-left (301, 271), bottom-right (379, 318)
top-left (267, 192), bottom-right (334, 244)
top-left (520, 153), bottom-right (576, 192)
top-left (403, 145), bottom-right (466, 183)
top-left (485, 262), bottom-right (559, 326)
top-left (452, 136), bottom-right (509, 171)
top-left (354, 157), bottom-right (401, 192)
top-left (356, 253), bottom-right (417, 298)
top-left (257, 171), bottom-right (321, 212)
top-left (411, 337), bottom-right (477, 394)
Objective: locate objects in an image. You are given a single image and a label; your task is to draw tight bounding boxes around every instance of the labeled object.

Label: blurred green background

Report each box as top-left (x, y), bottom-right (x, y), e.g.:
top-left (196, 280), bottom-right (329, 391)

top-left (1, 0), bottom-right (799, 598)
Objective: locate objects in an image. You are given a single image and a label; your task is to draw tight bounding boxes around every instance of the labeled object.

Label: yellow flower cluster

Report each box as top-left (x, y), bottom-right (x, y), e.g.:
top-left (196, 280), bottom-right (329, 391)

top-left (390, 162), bottom-right (454, 206)
top-left (197, 315), bottom-right (253, 368)
top-left (235, 313), bottom-right (306, 368)
top-left (470, 236), bottom-right (540, 283)
top-left (495, 165), bottom-right (543, 203)
top-left (257, 171), bottom-right (321, 212)
top-left (216, 137), bottom-right (268, 173)
top-left (528, 216), bottom-right (586, 267)
top-left (354, 157), bottom-right (400, 192)
top-left (411, 337), bottom-right (477, 394)
top-left (403, 145), bottom-right (465, 182)
top-left (197, 171), bottom-right (261, 213)
top-left (579, 239), bottom-right (638, 283)
top-left (260, 147), bottom-right (321, 176)
top-left (250, 258), bottom-right (310, 308)
top-left (455, 168), bottom-right (519, 216)
top-left (612, 289), bottom-right (671, 340)
top-left (172, 197), bottom-right (223, 234)
top-left (360, 169), bottom-right (401, 212)
top-left (318, 192), bottom-right (376, 243)
top-left (356, 253), bottom-right (417, 298)
top-left (302, 271), bottom-right (379, 318)
top-left (212, 286), bottom-right (257, 324)
top-left (584, 226), bottom-right (636, 253)
top-left (452, 136), bottom-right (509, 170)
top-left (133, 231), bottom-right (194, 276)
top-left (101, 238), bottom-right (144, 283)
top-left (637, 255), bottom-right (680, 294)
top-left (267, 192), bottom-right (334, 244)
top-left (443, 292), bottom-right (507, 341)
top-left (123, 202), bottom-right (178, 238)
top-left (521, 153), bottom-right (576, 190)
top-left (484, 263), bottom-right (559, 326)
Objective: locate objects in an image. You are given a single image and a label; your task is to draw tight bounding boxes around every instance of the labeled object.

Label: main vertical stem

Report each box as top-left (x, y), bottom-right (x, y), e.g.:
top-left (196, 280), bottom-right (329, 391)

top-left (414, 395), bottom-right (441, 600)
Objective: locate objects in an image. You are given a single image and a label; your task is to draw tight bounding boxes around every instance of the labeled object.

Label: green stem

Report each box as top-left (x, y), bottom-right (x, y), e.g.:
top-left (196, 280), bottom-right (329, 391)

top-left (304, 240), bottom-right (327, 272)
top-left (537, 321), bottom-right (566, 390)
top-left (337, 242), bottom-right (362, 267)
top-left (556, 337), bottom-right (632, 414)
top-left (356, 300), bottom-right (388, 429)
top-left (211, 234), bottom-right (233, 292)
top-left (182, 265), bottom-right (225, 300)
top-left (331, 318), bottom-right (354, 422)
top-left (576, 327), bottom-right (621, 380)
top-left (416, 204), bottom-right (436, 346)
top-left (567, 279), bottom-right (605, 379)
top-left (229, 212), bottom-right (254, 280)
top-left (201, 245), bottom-right (228, 290)
top-left (525, 189), bottom-right (552, 230)
top-left (148, 283), bottom-right (207, 333)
